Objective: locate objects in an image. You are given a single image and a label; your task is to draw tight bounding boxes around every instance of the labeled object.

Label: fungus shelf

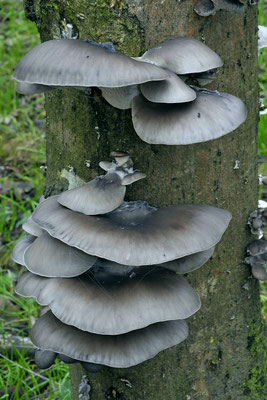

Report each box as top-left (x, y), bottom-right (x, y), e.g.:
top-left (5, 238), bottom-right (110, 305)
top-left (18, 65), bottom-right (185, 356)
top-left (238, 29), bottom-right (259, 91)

top-left (12, 155), bottom-right (232, 371)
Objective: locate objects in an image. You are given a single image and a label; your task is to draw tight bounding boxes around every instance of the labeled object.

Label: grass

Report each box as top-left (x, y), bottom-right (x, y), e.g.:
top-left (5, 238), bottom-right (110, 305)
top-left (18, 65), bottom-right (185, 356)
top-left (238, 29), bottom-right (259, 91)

top-left (258, 0), bottom-right (267, 158)
top-left (0, 1), bottom-right (70, 399)
top-left (0, 0), bottom-right (266, 399)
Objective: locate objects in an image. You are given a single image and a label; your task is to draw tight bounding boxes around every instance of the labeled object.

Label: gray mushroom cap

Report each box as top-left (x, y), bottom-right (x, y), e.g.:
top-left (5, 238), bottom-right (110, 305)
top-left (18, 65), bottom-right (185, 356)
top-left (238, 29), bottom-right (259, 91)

top-left (15, 269), bottom-right (200, 335)
top-left (57, 173), bottom-right (126, 215)
top-left (140, 72), bottom-right (196, 104)
top-left (212, 0), bottom-right (244, 13)
top-left (30, 311), bottom-right (189, 368)
top-left (23, 231), bottom-right (96, 278)
top-left (251, 264), bottom-right (267, 281)
top-left (22, 215), bottom-right (43, 237)
top-left (13, 39), bottom-right (169, 88)
top-left (32, 198), bottom-right (231, 266)
top-left (121, 172), bottom-right (147, 186)
top-left (131, 89), bottom-right (247, 145)
top-left (247, 240), bottom-right (267, 256)
top-left (16, 82), bottom-right (55, 95)
top-left (138, 37), bottom-right (223, 74)
top-left (35, 349), bottom-right (57, 369)
top-left (162, 246), bottom-right (215, 274)
top-left (11, 235), bottom-right (35, 265)
top-left (100, 85), bottom-right (140, 109)
top-left (194, 0), bottom-right (216, 17)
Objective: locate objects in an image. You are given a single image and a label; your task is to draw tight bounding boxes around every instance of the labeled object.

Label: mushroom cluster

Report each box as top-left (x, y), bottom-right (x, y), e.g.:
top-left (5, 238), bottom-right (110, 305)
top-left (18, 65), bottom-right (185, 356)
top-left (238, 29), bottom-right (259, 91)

top-left (246, 206), bottom-right (267, 281)
top-left (13, 37), bottom-right (247, 145)
top-left (194, 0), bottom-right (245, 17)
top-left (12, 154), bottom-right (232, 370)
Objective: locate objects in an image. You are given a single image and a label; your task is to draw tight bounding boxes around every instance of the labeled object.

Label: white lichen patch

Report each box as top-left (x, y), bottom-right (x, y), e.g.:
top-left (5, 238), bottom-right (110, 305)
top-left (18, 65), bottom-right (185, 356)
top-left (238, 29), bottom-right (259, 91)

top-left (60, 167), bottom-right (85, 189)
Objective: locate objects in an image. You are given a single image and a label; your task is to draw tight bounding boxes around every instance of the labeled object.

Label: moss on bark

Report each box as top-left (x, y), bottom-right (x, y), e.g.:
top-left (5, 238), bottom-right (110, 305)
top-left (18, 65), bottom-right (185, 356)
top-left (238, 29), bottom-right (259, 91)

top-left (23, 1), bottom-right (266, 399)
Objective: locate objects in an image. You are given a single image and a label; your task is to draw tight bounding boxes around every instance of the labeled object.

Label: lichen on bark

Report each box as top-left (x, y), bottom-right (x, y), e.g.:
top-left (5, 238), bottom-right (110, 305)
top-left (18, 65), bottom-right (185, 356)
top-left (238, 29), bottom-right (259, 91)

top-left (23, 1), bottom-right (266, 399)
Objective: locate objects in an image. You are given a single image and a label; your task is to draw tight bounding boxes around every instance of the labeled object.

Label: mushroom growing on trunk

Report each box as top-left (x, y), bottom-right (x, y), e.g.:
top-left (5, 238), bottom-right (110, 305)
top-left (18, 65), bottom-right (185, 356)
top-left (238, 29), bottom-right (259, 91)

top-left (13, 155), bottom-right (232, 370)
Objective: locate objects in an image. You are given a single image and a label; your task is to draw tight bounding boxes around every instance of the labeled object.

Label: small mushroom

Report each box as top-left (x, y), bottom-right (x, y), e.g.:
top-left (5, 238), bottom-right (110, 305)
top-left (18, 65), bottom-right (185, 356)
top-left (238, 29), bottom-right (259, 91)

top-left (140, 72), bottom-right (196, 104)
top-left (13, 39), bottom-right (169, 89)
top-left (247, 240), bottom-right (267, 256)
top-left (23, 231), bottom-right (97, 278)
top-left (15, 268), bottom-right (200, 335)
top-left (57, 155), bottom-right (145, 215)
top-left (194, 0), bottom-right (216, 17)
top-left (194, 0), bottom-right (244, 16)
top-left (30, 311), bottom-right (188, 368)
top-left (11, 235), bottom-right (36, 266)
top-left (212, 0), bottom-right (244, 13)
top-left (57, 173), bottom-right (126, 215)
top-left (34, 349), bottom-right (57, 369)
top-left (138, 37), bottom-right (223, 75)
top-left (251, 264), bottom-right (267, 281)
top-left (100, 85), bottom-right (140, 109)
top-left (32, 198), bottom-right (231, 266)
top-left (131, 89), bottom-right (247, 145)
top-left (247, 208), bottom-right (266, 237)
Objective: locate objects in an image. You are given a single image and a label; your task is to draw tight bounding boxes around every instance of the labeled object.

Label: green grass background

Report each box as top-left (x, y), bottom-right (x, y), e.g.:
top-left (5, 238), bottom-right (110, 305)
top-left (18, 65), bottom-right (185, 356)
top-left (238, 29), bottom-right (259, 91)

top-left (0, 0), bottom-right (266, 398)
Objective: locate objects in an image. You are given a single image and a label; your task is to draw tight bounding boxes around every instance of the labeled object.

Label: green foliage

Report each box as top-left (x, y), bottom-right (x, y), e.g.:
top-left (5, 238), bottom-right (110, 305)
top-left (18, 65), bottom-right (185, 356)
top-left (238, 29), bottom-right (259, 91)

top-left (243, 320), bottom-right (267, 399)
top-left (0, 1), bottom-right (71, 399)
top-left (258, 0), bottom-right (267, 156)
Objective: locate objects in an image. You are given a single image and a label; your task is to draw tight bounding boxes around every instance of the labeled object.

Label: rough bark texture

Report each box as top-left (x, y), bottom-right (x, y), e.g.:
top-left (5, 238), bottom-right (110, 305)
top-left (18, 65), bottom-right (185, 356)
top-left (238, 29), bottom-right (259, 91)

top-left (23, 1), bottom-right (266, 399)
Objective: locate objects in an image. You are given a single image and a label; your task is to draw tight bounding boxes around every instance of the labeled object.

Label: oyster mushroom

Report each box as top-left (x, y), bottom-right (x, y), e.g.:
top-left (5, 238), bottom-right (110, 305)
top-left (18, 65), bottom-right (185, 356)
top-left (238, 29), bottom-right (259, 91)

top-left (15, 268), bottom-right (200, 335)
top-left (57, 155), bottom-right (145, 215)
top-left (23, 231), bottom-right (97, 278)
top-left (30, 311), bottom-right (188, 368)
top-left (131, 88), bottom-right (247, 145)
top-left (11, 235), bottom-right (35, 265)
top-left (31, 198), bottom-right (231, 266)
top-left (13, 39), bottom-right (169, 89)
top-left (138, 37), bottom-right (223, 75)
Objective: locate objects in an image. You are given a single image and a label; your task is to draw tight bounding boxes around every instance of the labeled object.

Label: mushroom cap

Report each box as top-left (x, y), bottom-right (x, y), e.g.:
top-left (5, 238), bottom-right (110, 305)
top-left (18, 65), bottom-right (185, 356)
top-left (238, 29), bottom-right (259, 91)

top-left (194, 0), bottom-right (215, 17)
top-left (121, 172), bottom-right (147, 186)
top-left (32, 198), bottom-right (231, 266)
top-left (162, 246), bottom-right (215, 274)
top-left (57, 173), bottom-right (126, 215)
top-left (131, 89), bottom-right (247, 145)
top-left (30, 311), bottom-right (189, 368)
top-left (11, 235), bottom-right (35, 265)
top-left (139, 37), bottom-right (223, 74)
top-left (140, 72), bottom-right (196, 104)
top-left (16, 82), bottom-right (55, 95)
top-left (100, 85), bottom-right (140, 109)
top-left (212, 0), bottom-right (244, 13)
top-left (35, 349), bottom-right (57, 369)
top-left (247, 240), bottom-right (267, 256)
top-left (13, 39), bottom-right (169, 88)
top-left (251, 264), bottom-right (267, 281)
top-left (15, 269), bottom-right (200, 335)
top-left (22, 215), bottom-right (43, 237)
top-left (23, 231), bottom-right (96, 278)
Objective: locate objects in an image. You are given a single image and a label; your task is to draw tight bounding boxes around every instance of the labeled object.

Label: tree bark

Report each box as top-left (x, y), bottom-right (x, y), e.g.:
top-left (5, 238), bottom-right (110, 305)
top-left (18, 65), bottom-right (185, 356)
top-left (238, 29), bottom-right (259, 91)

top-left (24, 1), bottom-right (266, 399)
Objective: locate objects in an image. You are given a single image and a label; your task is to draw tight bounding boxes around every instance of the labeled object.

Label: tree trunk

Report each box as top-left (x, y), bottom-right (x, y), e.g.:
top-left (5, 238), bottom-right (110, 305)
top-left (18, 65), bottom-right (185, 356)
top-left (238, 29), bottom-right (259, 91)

top-left (24, 1), bottom-right (266, 399)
